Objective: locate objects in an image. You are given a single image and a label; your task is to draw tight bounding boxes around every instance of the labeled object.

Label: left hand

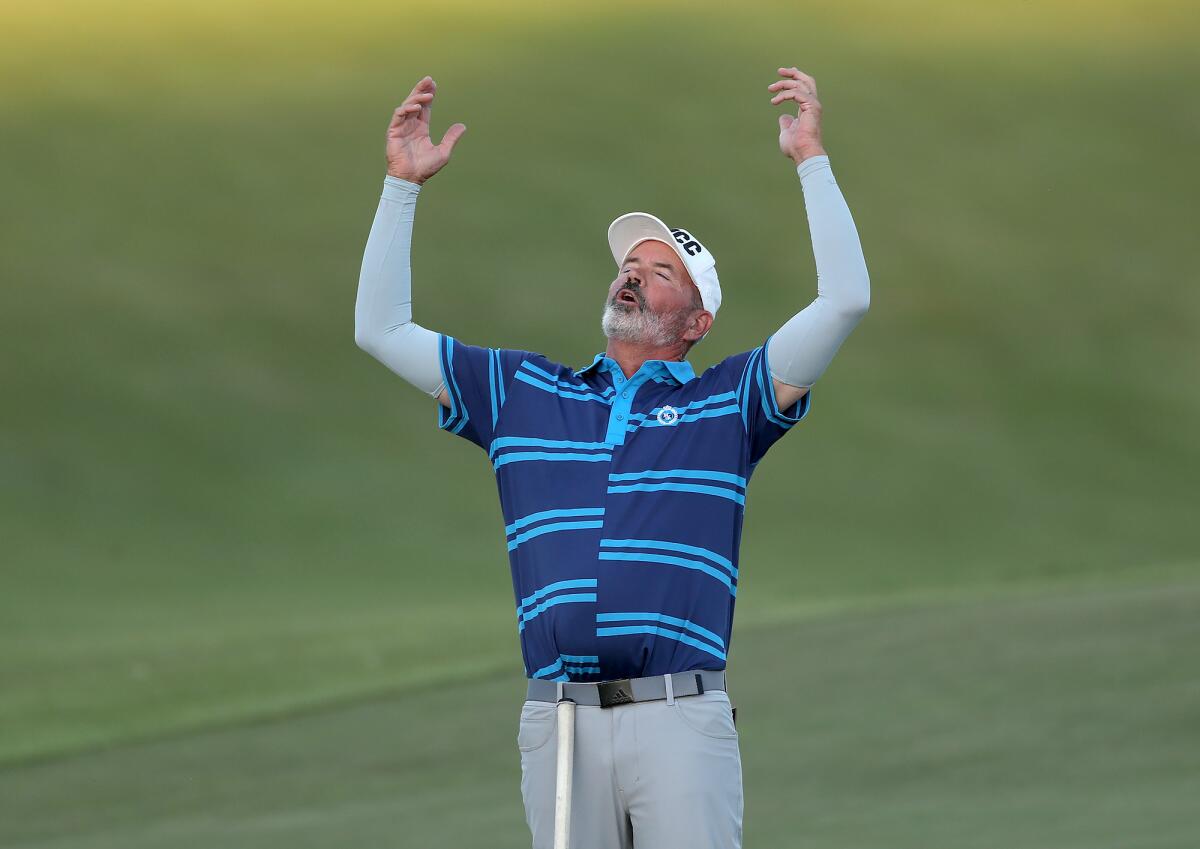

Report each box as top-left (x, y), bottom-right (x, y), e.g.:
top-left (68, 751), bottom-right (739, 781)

top-left (769, 67), bottom-right (826, 164)
top-left (385, 76), bottom-right (467, 184)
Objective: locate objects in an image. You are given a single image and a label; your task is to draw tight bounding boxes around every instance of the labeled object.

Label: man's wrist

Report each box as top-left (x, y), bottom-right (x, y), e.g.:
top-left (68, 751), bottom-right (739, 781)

top-left (386, 169), bottom-right (425, 185)
top-left (789, 147), bottom-right (827, 167)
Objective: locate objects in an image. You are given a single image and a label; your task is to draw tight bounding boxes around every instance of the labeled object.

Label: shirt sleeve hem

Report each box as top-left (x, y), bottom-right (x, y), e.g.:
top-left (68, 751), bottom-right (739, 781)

top-left (435, 333), bottom-right (470, 435)
top-left (759, 336), bottom-right (812, 428)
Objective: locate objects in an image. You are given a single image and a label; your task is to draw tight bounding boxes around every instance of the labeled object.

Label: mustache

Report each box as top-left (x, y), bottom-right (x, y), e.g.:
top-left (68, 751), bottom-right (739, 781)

top-left (613, 279), bottom-right (645, 308)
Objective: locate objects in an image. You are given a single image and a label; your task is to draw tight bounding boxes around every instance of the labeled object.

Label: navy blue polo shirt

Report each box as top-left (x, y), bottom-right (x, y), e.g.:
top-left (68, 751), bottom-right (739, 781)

top-left (435, 332), bottom-right (810, 682)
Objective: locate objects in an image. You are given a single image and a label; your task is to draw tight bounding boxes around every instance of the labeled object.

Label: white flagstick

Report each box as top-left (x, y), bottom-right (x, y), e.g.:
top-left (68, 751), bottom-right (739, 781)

top-left (553, 698), bottom-right (576, 849)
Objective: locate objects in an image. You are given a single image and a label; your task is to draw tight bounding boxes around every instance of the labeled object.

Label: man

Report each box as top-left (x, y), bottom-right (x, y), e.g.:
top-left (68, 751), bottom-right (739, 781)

top-left (355, 67), bottom-right (869, 849)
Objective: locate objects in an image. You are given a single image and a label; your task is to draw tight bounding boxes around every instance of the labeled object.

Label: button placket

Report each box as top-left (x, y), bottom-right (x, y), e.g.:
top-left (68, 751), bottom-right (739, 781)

top-left (603, 365), bottom-right (655, 446)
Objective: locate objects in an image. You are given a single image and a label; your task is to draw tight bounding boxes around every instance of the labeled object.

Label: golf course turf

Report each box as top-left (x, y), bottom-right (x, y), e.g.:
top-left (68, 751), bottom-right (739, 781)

top-left (2, 1), bottom-right (1197, 846)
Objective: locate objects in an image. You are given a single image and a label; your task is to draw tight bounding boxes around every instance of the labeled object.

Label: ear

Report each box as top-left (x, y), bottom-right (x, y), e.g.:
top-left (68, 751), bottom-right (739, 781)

top-left (685, 310), bottom-right (713, 341)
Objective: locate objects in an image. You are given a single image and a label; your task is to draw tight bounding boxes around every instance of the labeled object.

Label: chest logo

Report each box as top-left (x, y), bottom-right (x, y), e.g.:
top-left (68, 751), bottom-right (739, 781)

top-left (656, 405), bottom-right (680, 426)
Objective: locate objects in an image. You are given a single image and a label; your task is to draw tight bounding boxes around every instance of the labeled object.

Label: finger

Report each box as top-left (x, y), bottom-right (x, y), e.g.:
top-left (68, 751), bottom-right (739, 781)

top-left (791, 69), bottom-right (818, 94)
top-left (405, 75), bottom-right (434, 100)
top-left (778, 114), bottom-right (794, 130)
top-left (390, 92), bottom-right (433, 125)
top-left (772, 89), bottom-right (821, 107)
top-left (404, 91), bottom-right (434, 110)
top-left (778, 67), bottom-right (818, 93)
top-left (770, 90), bottom-right (816, 106)
top-left (436, 122), bottom-right (467, 156)
top-left (768, 79), bottom-right (812, 93)
top-left (419, 83), bottom-right (435, 125)
top-left (389, 105), bottom-right (417, 130)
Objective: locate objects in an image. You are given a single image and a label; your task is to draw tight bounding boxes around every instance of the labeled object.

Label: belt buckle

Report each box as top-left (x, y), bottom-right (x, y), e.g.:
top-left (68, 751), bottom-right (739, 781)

top-left (597, 678), bottom-right (635, 708)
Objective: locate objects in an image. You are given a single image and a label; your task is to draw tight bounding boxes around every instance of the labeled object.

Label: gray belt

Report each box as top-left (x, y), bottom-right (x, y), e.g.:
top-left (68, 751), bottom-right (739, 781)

top-left (526, 669), bottom-right (726, 708)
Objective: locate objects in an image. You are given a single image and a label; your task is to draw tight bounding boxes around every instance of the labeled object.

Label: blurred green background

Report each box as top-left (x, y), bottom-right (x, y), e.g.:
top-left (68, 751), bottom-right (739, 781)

top-left (2, 0), bottom-right (1198, 846)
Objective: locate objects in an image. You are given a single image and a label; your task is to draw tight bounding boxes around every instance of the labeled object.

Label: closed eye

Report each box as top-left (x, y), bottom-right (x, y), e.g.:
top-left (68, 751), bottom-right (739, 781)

top-left (625, 266), bottom-right (670, 280)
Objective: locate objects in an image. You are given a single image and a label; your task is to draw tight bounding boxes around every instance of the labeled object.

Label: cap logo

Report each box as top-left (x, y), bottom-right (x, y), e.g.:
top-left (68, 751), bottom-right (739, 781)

top-left (656, 405), bottom-right (680, 426)
top-left (670, 228), bottom-right (703, 257)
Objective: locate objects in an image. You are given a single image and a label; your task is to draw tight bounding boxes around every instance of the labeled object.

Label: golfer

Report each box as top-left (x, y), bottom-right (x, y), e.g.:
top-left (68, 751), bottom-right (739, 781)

top-left (355, 67), bottom-right (869, 849)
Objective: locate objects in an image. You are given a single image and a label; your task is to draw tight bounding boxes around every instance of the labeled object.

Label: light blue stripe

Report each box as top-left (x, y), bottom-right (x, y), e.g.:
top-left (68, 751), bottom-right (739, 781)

top-left (792, 390), bottom-right (811, 422)
top-left (497, 354), bottom-right (507, 406)
top-left (437, 336), bottom-right (456, 425)
top-left (518, 593), bottom-right (598, 629)
top-left (737, 348), bottom-right (758, 430)
top-left (521, 360), bottom-right (616, 395)
top-left (595, 625), bottom-right (727, 662)
top-left (491, 436), bottom-right (611, 456)
top-left (531, 658), bottom-right (563, 678)
top-left (495, 451), bottom-right (613, 469)
top-left (630, 404), bottom-right (741, 430)
top-left (444, 335), bottom-right (468, 429)
top-left (759, 336), bottom-right (781, 413)
top-left (636, 390), bottom-right (738, 418)
top-left (488, 349), bottom-right (499, 430)
top-left (598, 551), bottom-right (737, 594)
top-left (518, 360), bottom-right (559, 381)
top-left (507, 520), bottom-right (604, 551)
top-left (606, 482), bottom-right (746, 505)
top-left (560, 654), bottom-right (600, 663)
top-left (596, 612), bottom-right (725, 649)
top-left (608, 468), bottom-right (747, 488)
top-left (563, 665), bottom-right (601, 674)
top-left (514, 370), bottom-right (613, 404)
top-left (599, 538), bottom-right (736, 576)
top-left (626, 391), bottom-right (738, 422)
top-left (506, 507), bottom-right (606, 535)
top-left (519, 579), bottom-right (599, 612)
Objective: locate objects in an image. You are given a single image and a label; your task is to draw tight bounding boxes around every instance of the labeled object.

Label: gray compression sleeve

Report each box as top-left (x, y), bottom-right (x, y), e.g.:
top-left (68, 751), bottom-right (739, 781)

top-left (766, 155), bottom-right (871, 388)
top-left (354, 176), bottom-right (445, 398)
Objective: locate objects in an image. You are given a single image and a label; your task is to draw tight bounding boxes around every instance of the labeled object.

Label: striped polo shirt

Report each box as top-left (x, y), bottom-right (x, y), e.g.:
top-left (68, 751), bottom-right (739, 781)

top-left (435, 333), bottom-right (810, 682)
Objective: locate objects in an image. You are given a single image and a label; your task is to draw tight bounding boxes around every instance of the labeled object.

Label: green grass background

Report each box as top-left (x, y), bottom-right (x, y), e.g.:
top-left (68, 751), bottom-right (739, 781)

top-left (2, 0), bottom-right (1198, 846)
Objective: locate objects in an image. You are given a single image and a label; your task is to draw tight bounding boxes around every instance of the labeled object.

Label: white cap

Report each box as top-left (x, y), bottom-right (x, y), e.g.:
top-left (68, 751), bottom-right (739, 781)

top-left (607, 212), bottom-right (722, 322)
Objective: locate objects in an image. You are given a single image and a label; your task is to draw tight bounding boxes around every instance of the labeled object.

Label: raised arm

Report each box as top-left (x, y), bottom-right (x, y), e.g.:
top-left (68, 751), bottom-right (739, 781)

top-left (765, 68), bottom-right (871, 411)
top-left (354, 76), bottom-right (468, 408)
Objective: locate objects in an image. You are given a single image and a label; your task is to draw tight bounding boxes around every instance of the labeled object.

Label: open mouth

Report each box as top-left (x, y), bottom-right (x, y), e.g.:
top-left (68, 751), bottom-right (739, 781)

top-left (617, 289), bottom-right (641, 306)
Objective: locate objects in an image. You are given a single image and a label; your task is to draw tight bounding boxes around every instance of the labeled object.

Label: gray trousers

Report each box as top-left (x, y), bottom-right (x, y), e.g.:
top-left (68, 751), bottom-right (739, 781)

top-left (517, 691), bottom-right (743, 849)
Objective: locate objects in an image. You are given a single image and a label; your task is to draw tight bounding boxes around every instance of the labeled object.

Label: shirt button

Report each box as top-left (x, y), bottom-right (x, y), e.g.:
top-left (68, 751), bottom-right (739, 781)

top-left (621, 392), bottom-right (628, 398)
top-left (616, 414), bottom-right (624, 421)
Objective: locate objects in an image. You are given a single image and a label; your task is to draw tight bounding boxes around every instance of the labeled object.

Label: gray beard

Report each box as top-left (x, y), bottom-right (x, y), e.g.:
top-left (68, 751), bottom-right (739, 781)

top-left (601, 301), bottom-right (680, 347)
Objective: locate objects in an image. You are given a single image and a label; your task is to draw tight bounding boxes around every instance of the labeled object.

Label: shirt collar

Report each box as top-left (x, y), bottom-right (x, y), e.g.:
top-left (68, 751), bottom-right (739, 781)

top-left (573, 353), bottom-right (696, 385)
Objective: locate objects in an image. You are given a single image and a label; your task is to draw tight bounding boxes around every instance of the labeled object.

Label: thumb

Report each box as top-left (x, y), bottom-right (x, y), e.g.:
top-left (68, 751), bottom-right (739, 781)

top-left (778, 114), bottom-right (794, 131)
top-left (438, 122), bottom-right (467, 155)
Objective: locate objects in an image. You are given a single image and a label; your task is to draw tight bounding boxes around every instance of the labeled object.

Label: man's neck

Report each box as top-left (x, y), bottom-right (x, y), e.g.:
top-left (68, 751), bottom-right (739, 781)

top-left (603, 337), bottom-right (690, 380)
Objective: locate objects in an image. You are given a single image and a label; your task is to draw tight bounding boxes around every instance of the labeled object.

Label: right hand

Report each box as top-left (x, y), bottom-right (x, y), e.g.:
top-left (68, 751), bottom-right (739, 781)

top-left (386, 76), bottom-right (467, 184)
top-left (769, 67), bottom-right (826, 165)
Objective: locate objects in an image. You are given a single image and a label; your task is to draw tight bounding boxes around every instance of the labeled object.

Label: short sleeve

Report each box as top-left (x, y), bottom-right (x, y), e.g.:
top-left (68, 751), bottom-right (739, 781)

top-left (436, 334), bottom-right (532, 451)
top-left (730, 335), bottom-right (812, 466)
